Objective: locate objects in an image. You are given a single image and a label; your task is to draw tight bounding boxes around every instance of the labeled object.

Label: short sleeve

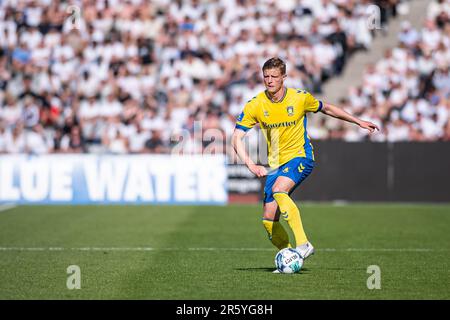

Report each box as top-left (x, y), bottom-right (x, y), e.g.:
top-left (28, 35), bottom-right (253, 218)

top-left (304, 92), bottom-right (323, 113)
top-left (235, 100), bottom-right (257, 132)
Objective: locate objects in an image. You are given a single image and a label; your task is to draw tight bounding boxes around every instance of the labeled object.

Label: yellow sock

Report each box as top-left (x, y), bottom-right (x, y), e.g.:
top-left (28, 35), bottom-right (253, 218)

top-left (273, 192), bottom-right (308, 246)
top-left (262, 219), bottom-right (290, 250)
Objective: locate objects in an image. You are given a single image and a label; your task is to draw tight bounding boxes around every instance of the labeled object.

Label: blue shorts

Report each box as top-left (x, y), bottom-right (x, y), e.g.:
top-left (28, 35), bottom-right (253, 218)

top-left (263, 157), bottom-right (314, 203)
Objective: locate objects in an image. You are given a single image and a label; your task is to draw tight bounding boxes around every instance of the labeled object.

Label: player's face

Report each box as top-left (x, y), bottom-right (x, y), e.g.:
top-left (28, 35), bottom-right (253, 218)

top-left (263, 68), bottom-right (286, 94)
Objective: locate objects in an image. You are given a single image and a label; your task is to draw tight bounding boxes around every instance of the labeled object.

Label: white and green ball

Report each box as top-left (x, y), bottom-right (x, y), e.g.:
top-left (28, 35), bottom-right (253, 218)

top-left (275, 248), bottom-right (303, 273)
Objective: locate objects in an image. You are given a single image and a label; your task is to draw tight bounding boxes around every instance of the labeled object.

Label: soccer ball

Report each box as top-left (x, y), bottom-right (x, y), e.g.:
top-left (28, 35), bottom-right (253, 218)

top-left (275, 248), bottom-right (303, 273)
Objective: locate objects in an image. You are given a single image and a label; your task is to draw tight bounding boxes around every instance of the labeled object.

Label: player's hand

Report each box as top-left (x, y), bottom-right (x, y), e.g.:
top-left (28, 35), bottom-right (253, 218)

top-left (359, 120), bottom-right (380, 133)
top-left (248, 164), bottom-right (268, 177)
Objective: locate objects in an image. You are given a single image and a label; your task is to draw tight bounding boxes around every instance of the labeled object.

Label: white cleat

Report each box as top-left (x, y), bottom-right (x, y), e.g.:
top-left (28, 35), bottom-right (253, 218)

top-left (296, 242), bottom-right (315, 259)
top-left (272, 269), bottom-right (281, 273)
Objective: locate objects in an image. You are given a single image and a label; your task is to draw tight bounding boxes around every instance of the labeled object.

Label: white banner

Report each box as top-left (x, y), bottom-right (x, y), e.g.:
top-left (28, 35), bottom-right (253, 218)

top-left (0, 154), bottom-right (227, 205)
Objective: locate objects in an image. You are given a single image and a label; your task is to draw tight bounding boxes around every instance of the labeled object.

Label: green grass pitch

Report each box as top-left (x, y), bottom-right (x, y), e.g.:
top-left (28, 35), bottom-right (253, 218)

top-left (0, 203), bottom-right (449, 299)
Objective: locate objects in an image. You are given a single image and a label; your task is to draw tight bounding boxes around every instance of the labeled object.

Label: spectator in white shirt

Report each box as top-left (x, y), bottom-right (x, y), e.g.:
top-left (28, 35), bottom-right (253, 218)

top-left (4, 123), bottom-right (26, 153)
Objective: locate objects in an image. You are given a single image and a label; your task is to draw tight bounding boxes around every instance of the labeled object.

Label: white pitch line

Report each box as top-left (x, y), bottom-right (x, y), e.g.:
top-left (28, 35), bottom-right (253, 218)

top-left (0, 247), bottom-right (446, 252)
top-left (0, 203), bottom-right (17, 213)
top-left (345, 248), bottom-right (435, 252)
top-left (188, 247), bottom-right (273, 251)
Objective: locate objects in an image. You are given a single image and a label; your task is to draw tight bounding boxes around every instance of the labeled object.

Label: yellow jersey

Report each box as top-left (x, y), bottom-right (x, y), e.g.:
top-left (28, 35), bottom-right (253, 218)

top-left (235, 87), bottom-right (323, 168)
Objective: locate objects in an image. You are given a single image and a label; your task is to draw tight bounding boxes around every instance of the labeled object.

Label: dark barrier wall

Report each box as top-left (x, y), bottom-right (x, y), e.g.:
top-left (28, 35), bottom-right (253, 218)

top-left (280, 141), bottom-right (450, 202)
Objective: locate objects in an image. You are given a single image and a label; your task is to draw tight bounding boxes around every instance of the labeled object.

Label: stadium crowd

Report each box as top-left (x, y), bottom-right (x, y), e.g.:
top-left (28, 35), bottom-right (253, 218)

top-left (314, 0), bottom-right (450, 142)
top-left (0, 0), bottom-right (447, 156)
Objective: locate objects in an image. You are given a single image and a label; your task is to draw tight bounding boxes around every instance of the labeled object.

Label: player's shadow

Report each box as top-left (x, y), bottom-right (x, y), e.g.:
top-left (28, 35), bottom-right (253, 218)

top-left (235, 267), bottom-right (310, 273)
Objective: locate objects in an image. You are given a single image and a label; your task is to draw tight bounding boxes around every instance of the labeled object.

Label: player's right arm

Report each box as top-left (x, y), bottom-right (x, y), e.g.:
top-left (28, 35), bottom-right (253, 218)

top-left (231, 128), bottom-right (267, 177)
top-left (231, 101), bottom-right (268, 178)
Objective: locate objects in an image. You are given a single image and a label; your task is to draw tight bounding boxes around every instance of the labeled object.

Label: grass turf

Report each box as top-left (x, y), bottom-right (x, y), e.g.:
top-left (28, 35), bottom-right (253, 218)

top-left (0, 203), bottom-right (449, 299)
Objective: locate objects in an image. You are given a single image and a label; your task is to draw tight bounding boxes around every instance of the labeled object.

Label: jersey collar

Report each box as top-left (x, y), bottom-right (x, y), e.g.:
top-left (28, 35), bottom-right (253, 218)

top-left (264, 87), bottom-right (288, 104)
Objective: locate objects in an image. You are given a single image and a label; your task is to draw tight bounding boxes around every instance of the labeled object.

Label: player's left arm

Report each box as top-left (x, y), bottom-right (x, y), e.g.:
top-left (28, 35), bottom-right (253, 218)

top-left (320, 102), bottom-right (380, 133)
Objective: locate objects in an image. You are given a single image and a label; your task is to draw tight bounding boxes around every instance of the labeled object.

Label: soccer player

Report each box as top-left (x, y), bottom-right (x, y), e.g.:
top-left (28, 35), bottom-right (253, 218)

top-left (231, 58), bottom-right (379, 270)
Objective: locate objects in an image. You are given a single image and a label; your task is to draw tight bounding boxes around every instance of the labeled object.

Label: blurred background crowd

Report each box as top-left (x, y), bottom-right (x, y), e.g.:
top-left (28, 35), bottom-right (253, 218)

top-left (0, 0), bottom-right (448, 155)
top-left (317, 1), bottom-right (450, 142)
